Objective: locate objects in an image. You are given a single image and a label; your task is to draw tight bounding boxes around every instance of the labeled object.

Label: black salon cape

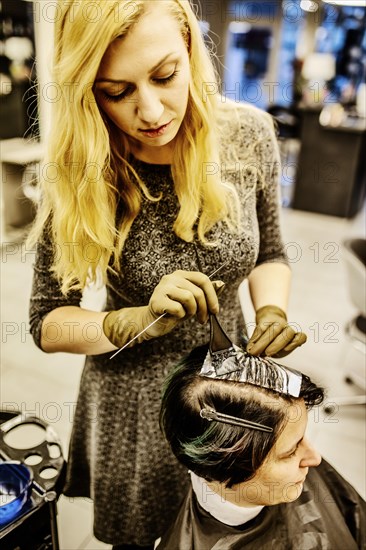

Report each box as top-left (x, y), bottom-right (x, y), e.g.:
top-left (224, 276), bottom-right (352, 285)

top-left (157, 460), bottom-right (365, 550)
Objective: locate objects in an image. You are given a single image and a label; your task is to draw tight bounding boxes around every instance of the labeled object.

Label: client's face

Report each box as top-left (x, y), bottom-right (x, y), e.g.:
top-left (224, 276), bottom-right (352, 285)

top-left (231, 400), bottom-right (321, 506)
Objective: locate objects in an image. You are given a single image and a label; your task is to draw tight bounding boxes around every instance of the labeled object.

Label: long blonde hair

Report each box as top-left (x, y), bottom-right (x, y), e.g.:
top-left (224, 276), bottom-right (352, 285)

top-left (28, 0), bottom-right (240, 294)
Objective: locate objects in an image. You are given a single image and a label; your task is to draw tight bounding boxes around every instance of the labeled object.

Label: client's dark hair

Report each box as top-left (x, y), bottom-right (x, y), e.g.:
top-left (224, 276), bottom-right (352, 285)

top-left (160, 344), bottom-right (324, 488)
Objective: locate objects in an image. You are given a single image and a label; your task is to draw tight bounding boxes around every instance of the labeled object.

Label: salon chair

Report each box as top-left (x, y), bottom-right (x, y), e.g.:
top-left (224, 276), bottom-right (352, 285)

top-left (324, 238), bottom-right (366, 413)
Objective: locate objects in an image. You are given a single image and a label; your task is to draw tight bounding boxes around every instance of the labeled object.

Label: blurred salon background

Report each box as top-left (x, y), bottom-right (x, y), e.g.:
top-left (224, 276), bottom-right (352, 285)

top-left (1, 1), bottom-right (365, 548)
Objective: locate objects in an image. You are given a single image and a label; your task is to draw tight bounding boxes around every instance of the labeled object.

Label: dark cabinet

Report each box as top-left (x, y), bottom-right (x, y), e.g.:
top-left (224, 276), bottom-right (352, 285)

top-left (292, 109), bottom-right (366, 218)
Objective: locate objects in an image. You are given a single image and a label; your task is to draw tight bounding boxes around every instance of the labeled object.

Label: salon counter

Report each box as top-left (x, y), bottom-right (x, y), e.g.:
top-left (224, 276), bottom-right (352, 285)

top-left (1, 138), bottom-right (44, 231)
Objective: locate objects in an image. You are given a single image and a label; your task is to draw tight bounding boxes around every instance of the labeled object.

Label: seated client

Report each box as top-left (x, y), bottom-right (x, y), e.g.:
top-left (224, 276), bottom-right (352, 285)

top-left (158, 344), bottom-right (365, 549)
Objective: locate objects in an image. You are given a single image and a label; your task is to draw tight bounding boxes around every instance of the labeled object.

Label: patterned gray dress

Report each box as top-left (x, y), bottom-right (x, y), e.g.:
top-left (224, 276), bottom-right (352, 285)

top-left (29, 104), bottom-right (288, 546)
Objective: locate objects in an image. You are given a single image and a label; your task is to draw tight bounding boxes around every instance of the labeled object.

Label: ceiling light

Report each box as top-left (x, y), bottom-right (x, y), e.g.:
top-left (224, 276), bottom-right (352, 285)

top-left (302, 53), bottom-right (336, 81)
top-left (301, 1), bottom-right (319, 12)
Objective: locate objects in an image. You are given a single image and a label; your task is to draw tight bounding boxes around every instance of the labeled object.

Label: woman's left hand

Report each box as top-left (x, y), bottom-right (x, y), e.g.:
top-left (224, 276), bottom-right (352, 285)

top-left (246, 305), bottom-right (307, 358)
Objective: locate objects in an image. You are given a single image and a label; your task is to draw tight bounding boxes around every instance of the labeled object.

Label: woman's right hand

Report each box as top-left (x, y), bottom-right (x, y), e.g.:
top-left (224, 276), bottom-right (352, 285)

top-left (103, 271), bottom-right (223, 349)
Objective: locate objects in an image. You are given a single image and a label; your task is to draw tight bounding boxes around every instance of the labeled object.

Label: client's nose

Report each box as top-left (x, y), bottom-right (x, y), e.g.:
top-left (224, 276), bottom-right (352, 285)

top-left (300, 437), bottom-right (322, 468)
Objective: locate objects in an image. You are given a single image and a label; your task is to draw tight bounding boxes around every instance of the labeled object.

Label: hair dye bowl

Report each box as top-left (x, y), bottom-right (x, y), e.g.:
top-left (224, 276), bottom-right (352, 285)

top-left (0, 463), bottom-right (33, 525)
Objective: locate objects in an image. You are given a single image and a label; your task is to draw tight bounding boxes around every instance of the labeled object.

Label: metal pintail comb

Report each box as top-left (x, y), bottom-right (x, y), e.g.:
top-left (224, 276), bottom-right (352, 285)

top-left (200, 407), bottom-right (273, 433)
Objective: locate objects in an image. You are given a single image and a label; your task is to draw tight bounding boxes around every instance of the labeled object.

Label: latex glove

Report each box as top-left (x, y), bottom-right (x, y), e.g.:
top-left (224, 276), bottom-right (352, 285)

top-left (246, 305), bottom-right (307, 358)
top-left (103, 270), bottom-right (222, 349)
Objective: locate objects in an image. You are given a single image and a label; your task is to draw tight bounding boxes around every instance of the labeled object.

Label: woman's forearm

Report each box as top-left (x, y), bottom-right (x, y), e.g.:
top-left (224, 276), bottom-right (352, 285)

top-left (247, 262), bottom-right (291, 312)
top-left (40, 306), bottom-right (117, 354)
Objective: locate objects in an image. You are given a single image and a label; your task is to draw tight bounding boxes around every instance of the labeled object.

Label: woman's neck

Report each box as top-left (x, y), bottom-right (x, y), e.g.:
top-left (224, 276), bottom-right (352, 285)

top-left (130, 142), bottom-right (174, 165)
top-left (206, 479), bottom-right (261, 509)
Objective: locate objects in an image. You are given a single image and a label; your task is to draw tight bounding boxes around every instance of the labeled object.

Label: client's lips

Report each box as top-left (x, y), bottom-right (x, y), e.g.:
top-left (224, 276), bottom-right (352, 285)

top-left (139, 120), bottom-right (172, 138)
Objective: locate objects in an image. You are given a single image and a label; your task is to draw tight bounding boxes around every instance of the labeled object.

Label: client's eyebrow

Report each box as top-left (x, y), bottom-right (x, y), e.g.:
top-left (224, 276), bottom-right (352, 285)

top-left (95, 52), bottom-right (179, 83)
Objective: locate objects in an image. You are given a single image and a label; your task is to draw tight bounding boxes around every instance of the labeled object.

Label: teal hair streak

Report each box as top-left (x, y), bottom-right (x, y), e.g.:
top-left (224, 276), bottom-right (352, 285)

top-left (181, 421), bottom-right (244, 466)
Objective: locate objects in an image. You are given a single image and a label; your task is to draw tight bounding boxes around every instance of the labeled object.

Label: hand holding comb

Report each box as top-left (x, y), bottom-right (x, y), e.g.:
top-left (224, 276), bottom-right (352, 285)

top-left (107, 262), bottom-right (229, 359)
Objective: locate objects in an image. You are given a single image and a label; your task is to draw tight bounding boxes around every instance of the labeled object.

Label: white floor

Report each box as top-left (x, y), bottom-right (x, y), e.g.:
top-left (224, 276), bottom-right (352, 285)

top-left (1, 205), bottom-right (365, 549)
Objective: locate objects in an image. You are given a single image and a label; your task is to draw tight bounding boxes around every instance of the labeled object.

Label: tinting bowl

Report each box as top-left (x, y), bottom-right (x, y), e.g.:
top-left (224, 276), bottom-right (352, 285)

top-left (0, 462), bottom-right (33, 525)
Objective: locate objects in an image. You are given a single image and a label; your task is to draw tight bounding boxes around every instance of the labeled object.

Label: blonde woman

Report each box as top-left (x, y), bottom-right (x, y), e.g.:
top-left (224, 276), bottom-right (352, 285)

top-left (29, 1), bottom-right (306, 548)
